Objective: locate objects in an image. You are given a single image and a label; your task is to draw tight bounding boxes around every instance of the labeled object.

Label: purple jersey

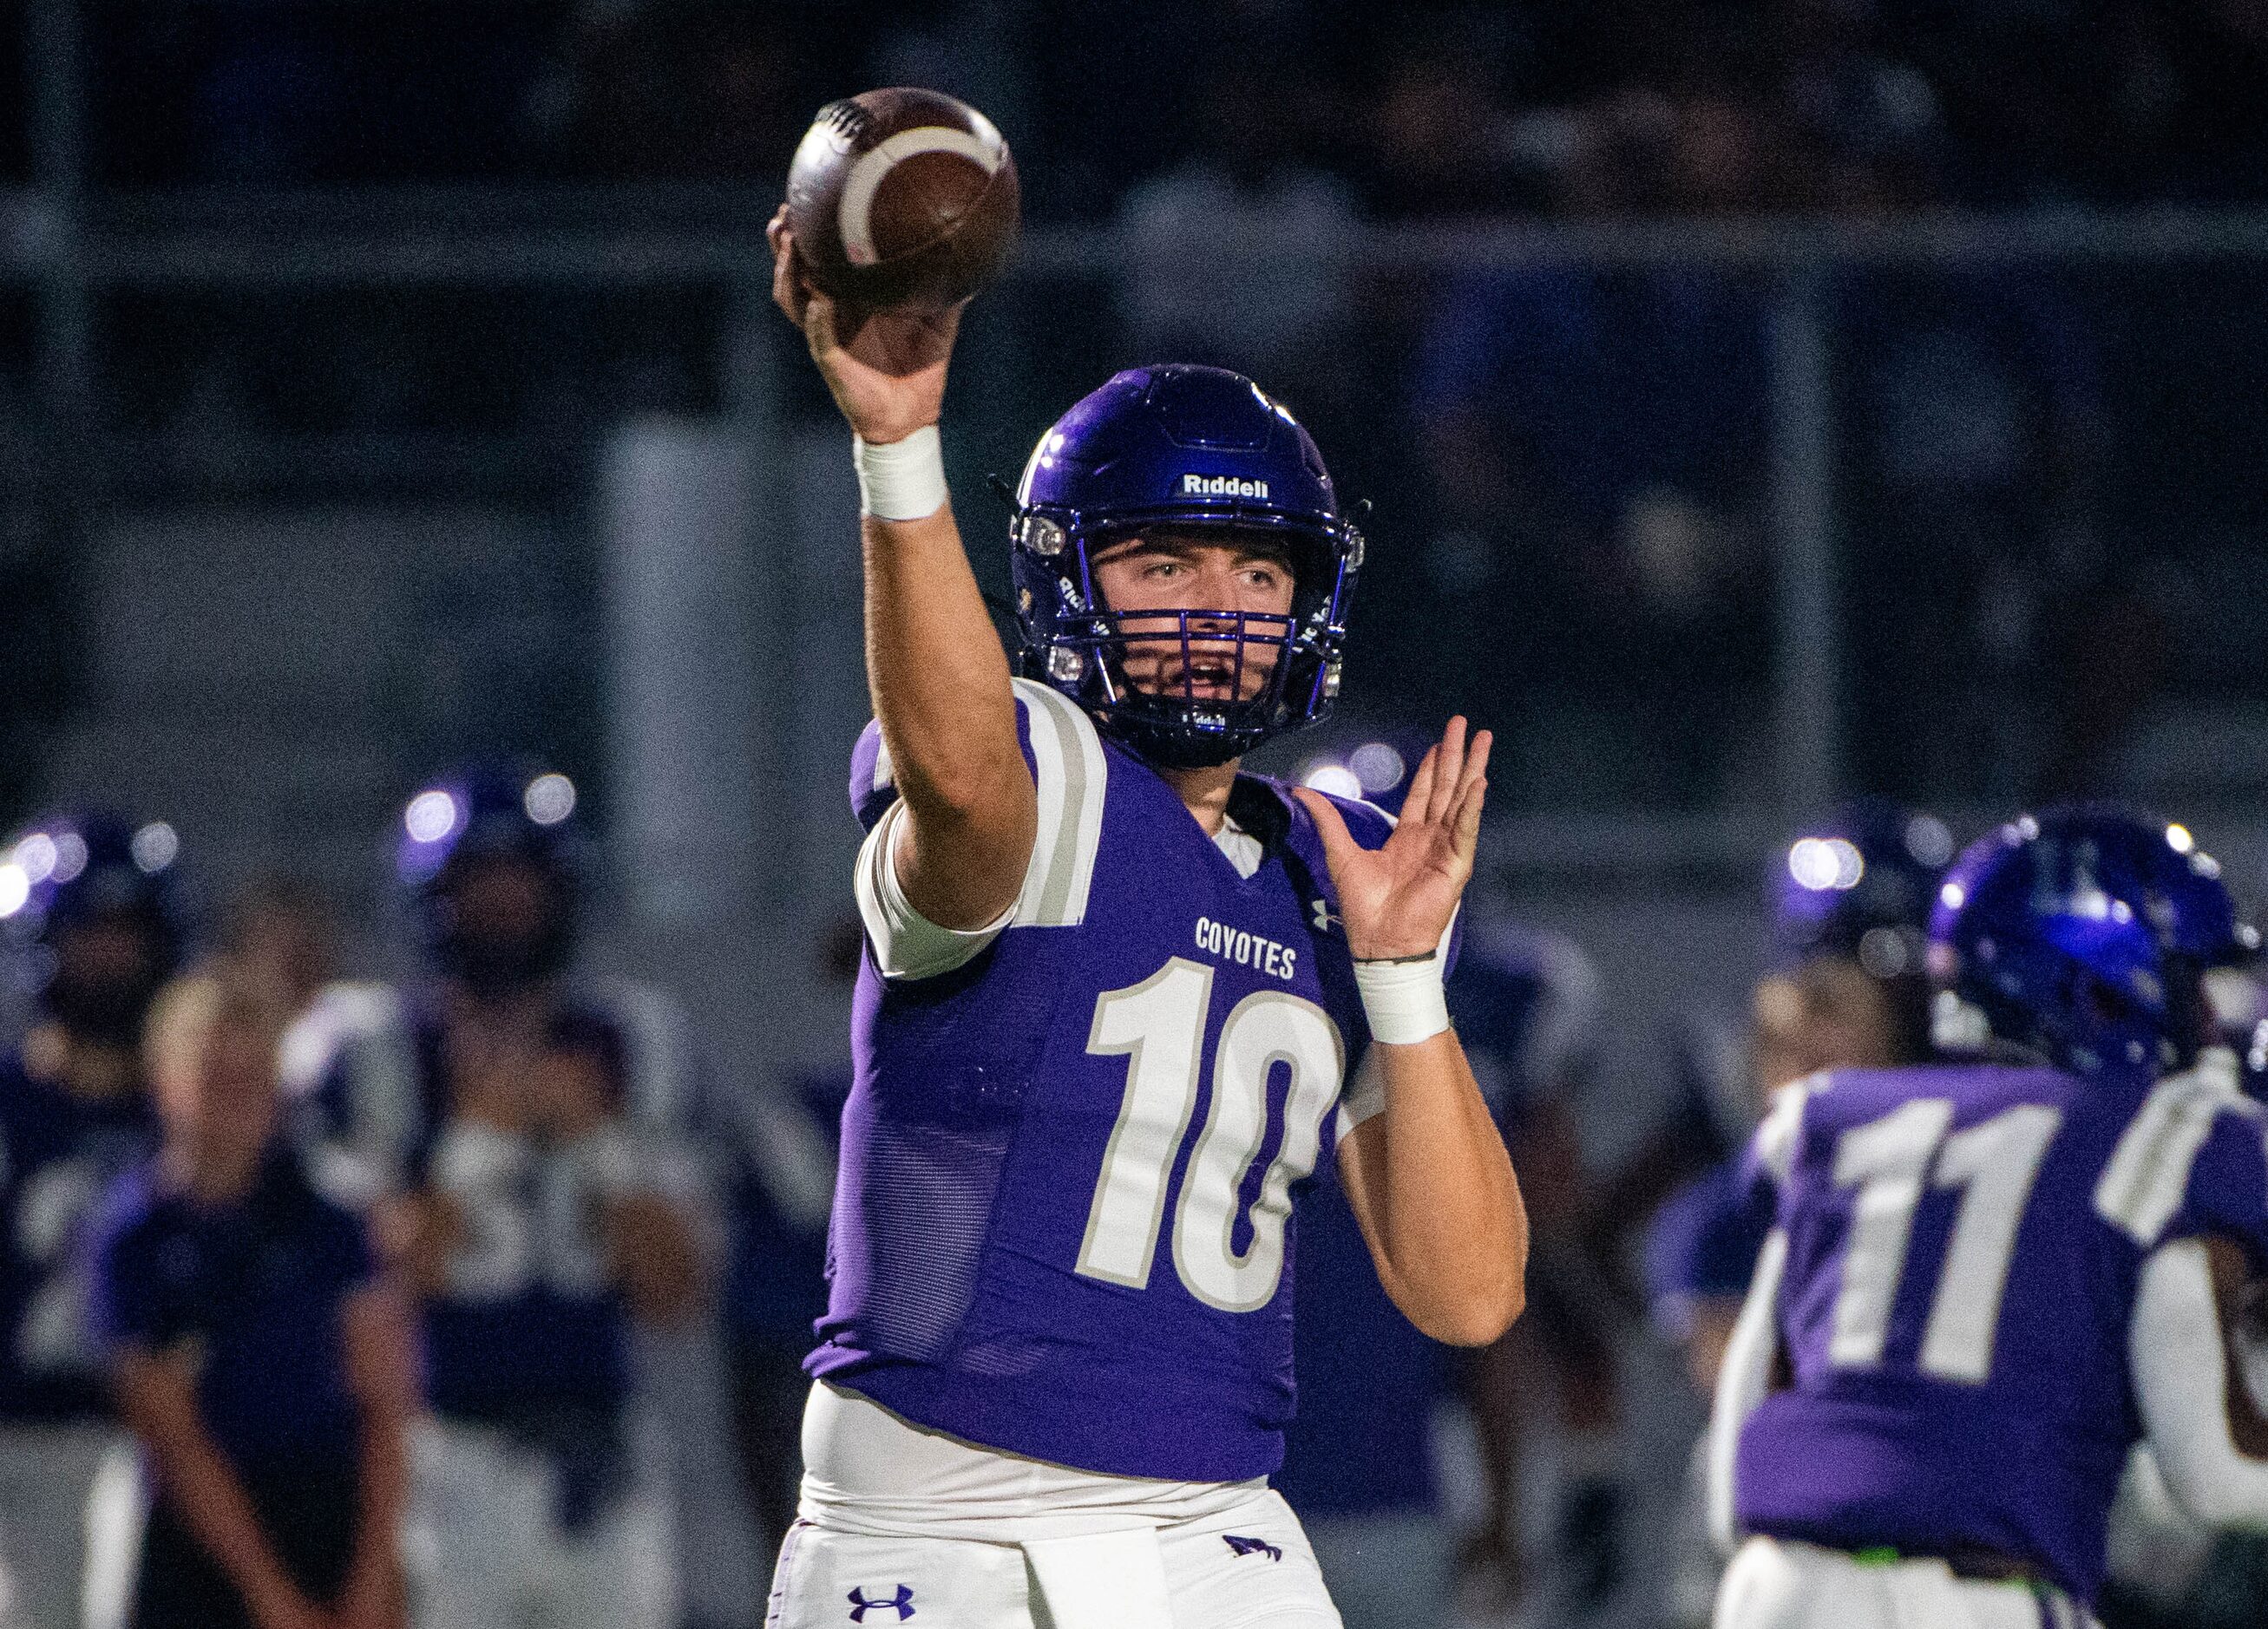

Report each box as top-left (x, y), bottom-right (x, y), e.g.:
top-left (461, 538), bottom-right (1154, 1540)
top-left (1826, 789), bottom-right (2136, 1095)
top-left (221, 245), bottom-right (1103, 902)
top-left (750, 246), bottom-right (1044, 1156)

top-left (813, 680), bottom-right (1399, 1483)
top-left (1734, 1061), bottom-right (2268, 1602)
top-left (0, 1050), bottom-right (157, 1420)
top-left (1646, 1156), bottom-right (1773, 1344)
top-left (91, 1144), bottom-right (372, 1467)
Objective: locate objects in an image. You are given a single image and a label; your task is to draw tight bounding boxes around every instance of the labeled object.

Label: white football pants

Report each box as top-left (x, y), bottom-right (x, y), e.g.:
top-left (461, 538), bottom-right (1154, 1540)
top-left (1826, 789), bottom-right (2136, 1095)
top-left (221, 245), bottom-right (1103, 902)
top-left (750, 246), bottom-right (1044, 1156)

top-left (1715, 1537), bottom-right (2100, 1629)
top-left (409, 1417), bottom-right (678, 1629)
top-left (765, 1488), bottom-right (1341, 1629)
top-left (0, 1422), bottom-right (121, 1629)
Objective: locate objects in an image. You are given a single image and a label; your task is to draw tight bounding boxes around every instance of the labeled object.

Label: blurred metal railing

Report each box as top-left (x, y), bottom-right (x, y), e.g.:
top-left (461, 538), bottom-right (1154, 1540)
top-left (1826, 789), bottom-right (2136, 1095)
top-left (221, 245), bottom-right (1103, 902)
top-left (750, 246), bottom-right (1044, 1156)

top-left (16, 0), bottom-right (2268, 867)
top-left (11, 188), bottom-right (2268, 868)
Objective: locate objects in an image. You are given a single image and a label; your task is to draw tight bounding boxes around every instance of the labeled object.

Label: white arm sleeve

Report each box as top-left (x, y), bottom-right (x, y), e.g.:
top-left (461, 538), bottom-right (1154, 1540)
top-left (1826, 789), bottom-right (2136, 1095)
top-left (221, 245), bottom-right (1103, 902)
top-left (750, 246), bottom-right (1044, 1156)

top-left (1707, 1227), bottom-right (1789, 1556)
top-left (851, 679), bottom-right (1109, 983)
top-left (2133, 1238), bottom-right (2268, 1528)
top-left (853, 799), bottom-right (1019, 981)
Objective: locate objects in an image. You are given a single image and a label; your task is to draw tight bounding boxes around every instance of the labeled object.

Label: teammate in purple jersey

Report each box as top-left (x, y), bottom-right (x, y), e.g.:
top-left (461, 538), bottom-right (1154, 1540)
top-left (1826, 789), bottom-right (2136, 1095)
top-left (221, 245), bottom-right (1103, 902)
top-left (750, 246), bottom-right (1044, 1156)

top-left (1711, 808), bottom-right (2268, 1629)
top-left (0, 811), bottom-right (184, 1629)
top-left (287, 764), bottom-right (708, 1629)
top-left (764, 213), bottom-right (1526, 1628)
top-left (1642, 804), bottom-right (1945, 1627)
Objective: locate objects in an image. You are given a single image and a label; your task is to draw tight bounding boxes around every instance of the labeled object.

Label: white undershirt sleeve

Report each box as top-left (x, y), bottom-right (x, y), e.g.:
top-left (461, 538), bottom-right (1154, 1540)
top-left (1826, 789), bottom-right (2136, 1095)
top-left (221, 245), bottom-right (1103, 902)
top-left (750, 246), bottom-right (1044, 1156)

top-left (853, 799), bottom-right (1019, 982)
top-left (850, 682), bottom-right (1110, 983)
top-left (2133, 1237), bottom-right (2268, 1528)
top-left (1708, 1227), bottom-right (1789, 1556)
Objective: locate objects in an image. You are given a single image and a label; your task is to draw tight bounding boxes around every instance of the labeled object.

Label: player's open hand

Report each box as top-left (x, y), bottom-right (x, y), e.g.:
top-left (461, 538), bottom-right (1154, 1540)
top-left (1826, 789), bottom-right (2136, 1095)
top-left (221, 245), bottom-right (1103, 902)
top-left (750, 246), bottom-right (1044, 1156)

top-left (1293, 717), bottom-right (1491, 963)
top-left (769, 205), bottom-right (963, 446)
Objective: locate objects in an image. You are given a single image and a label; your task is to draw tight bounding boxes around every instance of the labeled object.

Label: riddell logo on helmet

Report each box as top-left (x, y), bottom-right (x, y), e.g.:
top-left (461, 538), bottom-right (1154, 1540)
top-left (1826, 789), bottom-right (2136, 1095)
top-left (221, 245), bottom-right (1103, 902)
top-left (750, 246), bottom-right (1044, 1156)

top-left (1182, 474), bottom-right (1269, 499)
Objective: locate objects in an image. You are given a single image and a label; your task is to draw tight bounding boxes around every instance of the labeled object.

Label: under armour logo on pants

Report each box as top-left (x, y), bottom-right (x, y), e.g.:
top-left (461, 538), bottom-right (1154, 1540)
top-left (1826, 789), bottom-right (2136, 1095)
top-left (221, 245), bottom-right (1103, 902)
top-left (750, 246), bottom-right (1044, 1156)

top-left (848, 1585), bottom-right (916, 1622)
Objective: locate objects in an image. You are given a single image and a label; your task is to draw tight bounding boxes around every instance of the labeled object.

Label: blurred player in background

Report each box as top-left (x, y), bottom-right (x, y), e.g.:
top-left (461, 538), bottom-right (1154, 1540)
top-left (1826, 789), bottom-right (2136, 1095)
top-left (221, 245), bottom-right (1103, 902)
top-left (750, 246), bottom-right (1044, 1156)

top-left (721, 923), bottom-right (848, 1565)
top-left (1711, 808), bottom-right (2268, 1628)
top-left (285, 763), bottom-right (709, 1629)
top-left (1652, 803), bottom-right (1949, 1397)
top-left (217, 877), bottom-right (340, 1026)
top-left (1583, 810), bottom-right (1953, 1318)
top-left (1282, 917), bottom-right (1604, 1628)
top-left (93, 963), bottom-right (412, 1629)
top-left (765, 217), bottom-right (1524, 1628)
top-left (1440, 921), bottom-right (1622, 1619)
top-left (0, 812), bottom-right (185, 1629)
top-left (1645, 803), bottom-right (1947, 1624)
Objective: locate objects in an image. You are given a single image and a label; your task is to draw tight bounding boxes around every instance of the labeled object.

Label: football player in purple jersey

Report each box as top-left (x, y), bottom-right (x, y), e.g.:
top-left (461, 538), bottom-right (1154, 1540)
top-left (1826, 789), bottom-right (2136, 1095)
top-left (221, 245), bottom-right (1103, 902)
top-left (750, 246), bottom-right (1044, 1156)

top-left (764, 218), bottom-right (1526, 1627)
top-left (1654, 802), bottom-right (1951, 1404)
top-left (1710, 808), bottom-right (2268, 1629)
top-left (285, 765), bottom-right (711, 1629)
top-left (1646, 804), bottom-right (1947, 1626)
top-left (0, 812), bottom-right (184, 1629)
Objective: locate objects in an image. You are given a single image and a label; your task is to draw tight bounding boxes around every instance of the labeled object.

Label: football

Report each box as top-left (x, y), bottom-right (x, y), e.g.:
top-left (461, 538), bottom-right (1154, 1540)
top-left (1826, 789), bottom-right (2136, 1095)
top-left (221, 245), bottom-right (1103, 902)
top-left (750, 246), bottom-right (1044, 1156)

top-left (783, 87), bottom-right (1021, 311)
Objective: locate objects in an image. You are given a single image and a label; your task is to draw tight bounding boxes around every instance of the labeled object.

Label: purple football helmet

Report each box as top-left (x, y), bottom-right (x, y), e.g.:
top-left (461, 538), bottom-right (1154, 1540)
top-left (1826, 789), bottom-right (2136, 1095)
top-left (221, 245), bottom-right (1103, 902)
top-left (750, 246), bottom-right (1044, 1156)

top-left (1009, 364), bottom-right (1362, 769)
top-left (1771, 799), bottom-right (1953, 976)
top-left (0, 809), bottom-right (189, 1043)
top-left (397, 761), bottom-right (583, 994)
top-left (1930, 804), bottom-right (2258, 1077)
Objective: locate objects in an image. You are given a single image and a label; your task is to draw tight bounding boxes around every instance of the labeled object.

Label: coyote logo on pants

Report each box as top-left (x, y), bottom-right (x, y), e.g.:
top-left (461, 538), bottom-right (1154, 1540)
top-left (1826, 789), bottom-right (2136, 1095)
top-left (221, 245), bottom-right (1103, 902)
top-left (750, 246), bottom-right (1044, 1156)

top-left (847, 1585), bottom-right (915, 1622)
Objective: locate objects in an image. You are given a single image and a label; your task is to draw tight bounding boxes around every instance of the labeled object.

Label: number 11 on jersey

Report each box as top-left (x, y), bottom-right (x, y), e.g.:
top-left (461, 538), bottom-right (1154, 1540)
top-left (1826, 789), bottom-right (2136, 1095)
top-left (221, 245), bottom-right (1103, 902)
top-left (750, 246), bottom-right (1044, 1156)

top-left (1830, 1098), bottom-right (2064, 1384)
top-left (1077, 956), bottom-right (1345, 1312)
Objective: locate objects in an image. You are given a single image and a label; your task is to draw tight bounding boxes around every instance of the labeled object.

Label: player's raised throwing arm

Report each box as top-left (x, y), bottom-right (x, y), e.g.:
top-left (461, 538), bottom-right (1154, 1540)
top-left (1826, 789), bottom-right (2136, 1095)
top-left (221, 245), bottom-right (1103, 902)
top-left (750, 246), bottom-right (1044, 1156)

top-left (770, 213), bottom-right (1037, 931)
top-left (1300, 721), bottom-right (1529, 1346)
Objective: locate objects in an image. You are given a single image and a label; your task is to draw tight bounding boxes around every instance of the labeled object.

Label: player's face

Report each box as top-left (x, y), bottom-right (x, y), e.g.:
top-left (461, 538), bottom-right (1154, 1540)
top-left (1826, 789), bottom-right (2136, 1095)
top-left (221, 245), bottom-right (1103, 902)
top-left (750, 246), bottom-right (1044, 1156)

top-left (1088, 533), bottom-right (1297, 704)
top-left (56, 914), bottom-right (155, 991)
top-left (1753, 957), bottom-right (1904, 1096)
top-left (49, 911), bottom-right (166, 1044)
top-left (156, 998), bottom-right (281, 1170)
top-left (447, 854), bottom-right (561, 971)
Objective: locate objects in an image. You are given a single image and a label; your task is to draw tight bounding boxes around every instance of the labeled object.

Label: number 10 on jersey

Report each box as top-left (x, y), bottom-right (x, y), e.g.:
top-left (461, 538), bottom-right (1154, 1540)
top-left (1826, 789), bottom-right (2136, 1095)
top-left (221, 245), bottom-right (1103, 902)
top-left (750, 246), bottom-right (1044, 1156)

top-left (1076, 958), bottom-right (1346, 1312)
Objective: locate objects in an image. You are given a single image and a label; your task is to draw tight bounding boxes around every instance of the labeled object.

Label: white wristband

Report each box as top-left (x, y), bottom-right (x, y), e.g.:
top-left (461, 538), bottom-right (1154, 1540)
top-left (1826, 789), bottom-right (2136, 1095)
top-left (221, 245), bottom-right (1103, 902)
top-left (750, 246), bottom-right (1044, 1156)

top-left (854, 426), bottom-right (949, 520)
top-left (1353, 954), bottom-right (1451, 1045)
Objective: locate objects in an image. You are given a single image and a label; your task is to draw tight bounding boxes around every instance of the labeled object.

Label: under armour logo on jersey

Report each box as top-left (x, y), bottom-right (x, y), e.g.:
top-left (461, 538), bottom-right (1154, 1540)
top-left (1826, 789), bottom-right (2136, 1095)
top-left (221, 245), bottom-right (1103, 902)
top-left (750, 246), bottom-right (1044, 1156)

top-left (1222, 1534), bottom-right (1282, 1562)
top-left (847, 1586), bottom-right (915, 1622)
top-left (1311, 899), bottom-right (1337, 933)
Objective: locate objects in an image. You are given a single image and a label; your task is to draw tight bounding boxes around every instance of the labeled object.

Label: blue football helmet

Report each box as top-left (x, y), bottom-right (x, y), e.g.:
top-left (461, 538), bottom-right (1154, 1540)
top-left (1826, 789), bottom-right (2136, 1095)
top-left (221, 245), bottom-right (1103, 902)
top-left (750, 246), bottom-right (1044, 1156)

top-left (1930, 806), bottom-right (2258, 1076)
top-left (397, 762), bottom-right (583, 995)
top-left (1010, 364), bottom-right (1362, 769)
top-left (0, 809), bottom-right (189, 1043)
top-left (1772, 799), bottom-right (1954, 978)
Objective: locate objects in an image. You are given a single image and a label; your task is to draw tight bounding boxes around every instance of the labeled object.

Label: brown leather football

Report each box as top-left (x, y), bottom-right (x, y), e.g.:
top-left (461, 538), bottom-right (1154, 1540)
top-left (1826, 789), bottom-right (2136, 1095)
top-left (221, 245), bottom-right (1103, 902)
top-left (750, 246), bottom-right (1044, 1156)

top-left (783, 88), bottom-right (1021, 311)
